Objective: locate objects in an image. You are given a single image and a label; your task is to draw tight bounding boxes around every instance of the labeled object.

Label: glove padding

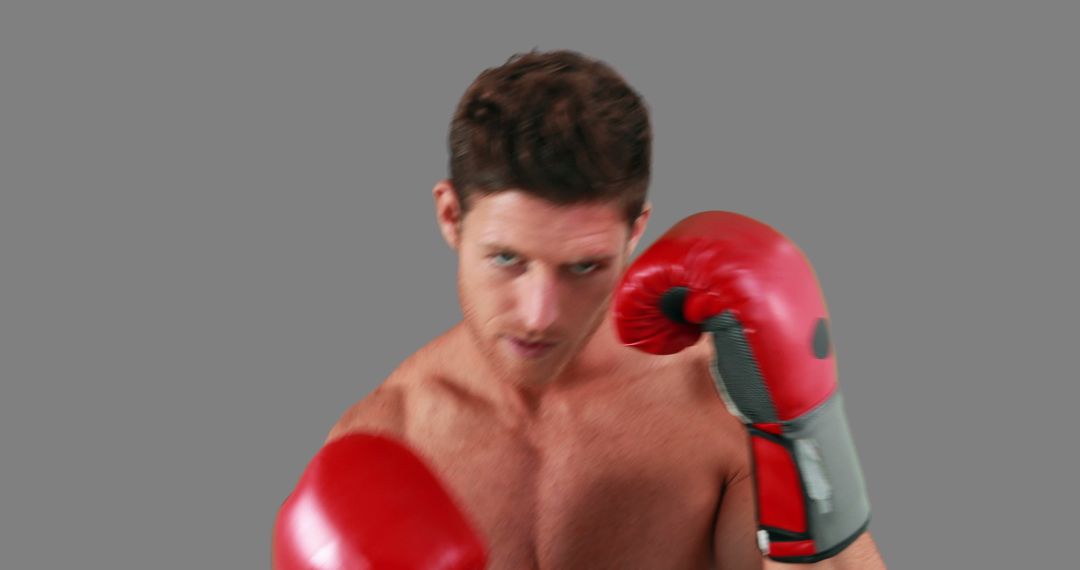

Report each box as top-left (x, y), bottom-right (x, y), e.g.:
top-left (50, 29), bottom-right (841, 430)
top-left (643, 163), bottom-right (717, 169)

top-left (615, 211), bottom-right (870, 563)
top-left (273, 433), bottom-right (488, 570)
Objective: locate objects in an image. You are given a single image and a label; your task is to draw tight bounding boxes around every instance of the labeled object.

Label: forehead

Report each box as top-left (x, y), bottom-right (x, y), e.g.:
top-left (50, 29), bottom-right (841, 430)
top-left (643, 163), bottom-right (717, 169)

top-left (464, 191), bottom-right (627, 256)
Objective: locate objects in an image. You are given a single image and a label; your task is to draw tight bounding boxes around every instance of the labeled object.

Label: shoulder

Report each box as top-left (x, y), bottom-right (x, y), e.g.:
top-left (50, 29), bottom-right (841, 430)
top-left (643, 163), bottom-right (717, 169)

top-left (673, 334), bottom-right (753, 482)
top-left (639, 332), bottom-right (725, 409)
top-left (325, 381), bottom-right (409, 443)
top-left (324, 343), bottom-right (429, 443)
top-left (324, 331), bottom-right (461, 444)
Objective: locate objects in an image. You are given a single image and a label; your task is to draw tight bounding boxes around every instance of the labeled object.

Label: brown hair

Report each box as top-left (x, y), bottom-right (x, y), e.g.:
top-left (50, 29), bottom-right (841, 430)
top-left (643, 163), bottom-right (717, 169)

top-left (448, 49), bottom-right (652, 224)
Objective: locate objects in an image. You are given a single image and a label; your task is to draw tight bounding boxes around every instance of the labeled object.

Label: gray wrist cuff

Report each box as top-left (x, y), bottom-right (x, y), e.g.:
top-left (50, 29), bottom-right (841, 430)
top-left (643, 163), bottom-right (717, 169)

top-left (762, 392), bottom-right (872, 562)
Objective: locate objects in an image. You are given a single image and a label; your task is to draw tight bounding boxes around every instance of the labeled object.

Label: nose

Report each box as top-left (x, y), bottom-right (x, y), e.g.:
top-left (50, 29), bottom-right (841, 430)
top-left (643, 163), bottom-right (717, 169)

top-left (517, 268), bottom-right (559, 335)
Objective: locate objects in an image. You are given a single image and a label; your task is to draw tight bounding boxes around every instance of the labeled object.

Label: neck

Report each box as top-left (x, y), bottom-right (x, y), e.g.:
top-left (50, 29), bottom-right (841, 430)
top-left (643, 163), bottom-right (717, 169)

top-left (558, 307), bottom-right (625, 382)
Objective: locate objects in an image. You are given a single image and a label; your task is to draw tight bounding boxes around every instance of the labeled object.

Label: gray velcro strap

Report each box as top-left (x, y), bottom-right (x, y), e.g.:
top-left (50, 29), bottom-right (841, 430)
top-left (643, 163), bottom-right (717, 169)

top-left (784, 391), bottom-right (871, 558)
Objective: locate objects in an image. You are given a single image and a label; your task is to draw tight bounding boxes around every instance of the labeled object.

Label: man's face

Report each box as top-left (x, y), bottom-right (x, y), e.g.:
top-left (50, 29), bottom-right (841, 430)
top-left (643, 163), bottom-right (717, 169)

top-left (441, 189), bottom-right (647, 387)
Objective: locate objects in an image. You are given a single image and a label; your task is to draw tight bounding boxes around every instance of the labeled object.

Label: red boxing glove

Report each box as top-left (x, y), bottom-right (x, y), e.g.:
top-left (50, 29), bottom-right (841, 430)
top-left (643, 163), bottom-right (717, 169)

top-left (273, 433), bottom-right (487, 570)
top-left (615, 211), bottom-right (870, 563)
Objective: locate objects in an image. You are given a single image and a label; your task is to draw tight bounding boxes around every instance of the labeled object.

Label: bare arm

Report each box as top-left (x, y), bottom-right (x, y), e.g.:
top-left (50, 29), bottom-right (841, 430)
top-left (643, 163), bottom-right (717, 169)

top-left (712, 460), bottom-right (767, 569)
top-left (713, 458), bottom-right (886, 569)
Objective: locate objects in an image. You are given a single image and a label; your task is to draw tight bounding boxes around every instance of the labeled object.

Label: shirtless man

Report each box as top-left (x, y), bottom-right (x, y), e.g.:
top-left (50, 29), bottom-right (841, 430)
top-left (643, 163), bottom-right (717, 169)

top-left (273, 50), bottom-right (887, 569)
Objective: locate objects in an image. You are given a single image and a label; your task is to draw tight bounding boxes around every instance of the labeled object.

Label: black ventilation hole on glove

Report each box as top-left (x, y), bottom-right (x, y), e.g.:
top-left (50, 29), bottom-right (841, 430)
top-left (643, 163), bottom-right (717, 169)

top-left (659, 287), bottom-right (690, 324)
top-left (813, 318), bottom-right (832, 359)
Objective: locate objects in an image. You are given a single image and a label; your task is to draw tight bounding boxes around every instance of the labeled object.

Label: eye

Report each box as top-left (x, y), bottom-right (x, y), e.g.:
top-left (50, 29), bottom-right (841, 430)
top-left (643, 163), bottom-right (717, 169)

top-left (490, 252), bottom-right (521, 267)
top-left (568, 261), bottom-right (601, 276)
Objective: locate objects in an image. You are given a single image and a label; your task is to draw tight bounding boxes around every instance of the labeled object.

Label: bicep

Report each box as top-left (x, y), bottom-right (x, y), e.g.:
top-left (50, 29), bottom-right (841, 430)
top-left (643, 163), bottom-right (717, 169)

top-left (712, 464), bottom-right (765, 570)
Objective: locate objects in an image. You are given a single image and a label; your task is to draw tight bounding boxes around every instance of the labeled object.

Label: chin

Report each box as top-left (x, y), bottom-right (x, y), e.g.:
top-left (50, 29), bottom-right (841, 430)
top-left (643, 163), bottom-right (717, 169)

top-left (494, 353), bottom-right (565, 384)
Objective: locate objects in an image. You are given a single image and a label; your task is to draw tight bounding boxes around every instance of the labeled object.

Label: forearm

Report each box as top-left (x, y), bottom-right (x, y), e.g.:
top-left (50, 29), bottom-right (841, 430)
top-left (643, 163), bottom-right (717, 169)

top-left (763, 532), bottom-right (886, 570)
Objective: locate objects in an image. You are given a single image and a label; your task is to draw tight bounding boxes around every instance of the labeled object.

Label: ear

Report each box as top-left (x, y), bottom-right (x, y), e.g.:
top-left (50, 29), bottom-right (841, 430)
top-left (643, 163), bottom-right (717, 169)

top-left (432, 180), bottom-right (463, 250)
top-left (626, 200), bottom-right (652, 256)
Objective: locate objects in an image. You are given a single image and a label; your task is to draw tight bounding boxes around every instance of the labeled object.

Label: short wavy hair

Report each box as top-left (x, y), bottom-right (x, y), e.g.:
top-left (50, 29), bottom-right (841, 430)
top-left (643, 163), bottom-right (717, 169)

top-left (448, 49), bottom-right (652, 225)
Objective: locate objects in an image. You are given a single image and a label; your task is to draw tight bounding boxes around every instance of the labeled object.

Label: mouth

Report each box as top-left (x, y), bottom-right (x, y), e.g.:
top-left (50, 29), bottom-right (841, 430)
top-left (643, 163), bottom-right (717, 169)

top-left (504, 335), bottom-right (557, 358)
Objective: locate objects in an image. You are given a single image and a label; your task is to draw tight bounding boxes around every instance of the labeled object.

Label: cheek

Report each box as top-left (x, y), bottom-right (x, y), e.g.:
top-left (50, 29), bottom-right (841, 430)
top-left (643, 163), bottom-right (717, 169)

top-left (459, 266), bottom-right (510, 318)
top-left (562, 276), bottom-right (618, 318)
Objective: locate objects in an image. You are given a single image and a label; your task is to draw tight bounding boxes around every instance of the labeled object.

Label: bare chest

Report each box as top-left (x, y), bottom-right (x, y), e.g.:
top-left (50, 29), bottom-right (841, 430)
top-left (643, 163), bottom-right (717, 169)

top-left (408, 385), bottom-right (738, 569)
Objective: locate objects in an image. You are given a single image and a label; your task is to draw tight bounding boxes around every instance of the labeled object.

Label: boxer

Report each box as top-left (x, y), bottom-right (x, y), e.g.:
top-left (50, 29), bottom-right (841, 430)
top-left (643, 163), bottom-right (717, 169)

top-left (273, 49), bottom-right (886, 569)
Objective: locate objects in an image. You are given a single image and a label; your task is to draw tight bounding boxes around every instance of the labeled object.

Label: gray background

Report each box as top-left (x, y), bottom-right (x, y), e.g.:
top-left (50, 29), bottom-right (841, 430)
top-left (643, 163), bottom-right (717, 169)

top-left (1, 1), bottom-right (1076, 568)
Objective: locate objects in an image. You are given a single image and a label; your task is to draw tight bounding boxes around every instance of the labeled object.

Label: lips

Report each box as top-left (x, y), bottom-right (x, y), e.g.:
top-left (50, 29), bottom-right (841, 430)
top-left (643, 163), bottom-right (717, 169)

top-left (505, 336), bottom-right (557, 358)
